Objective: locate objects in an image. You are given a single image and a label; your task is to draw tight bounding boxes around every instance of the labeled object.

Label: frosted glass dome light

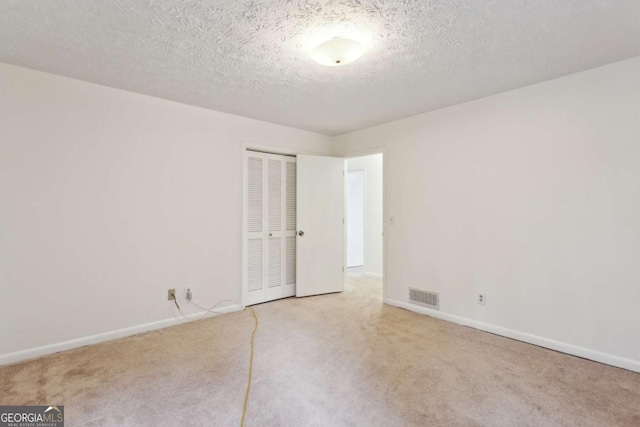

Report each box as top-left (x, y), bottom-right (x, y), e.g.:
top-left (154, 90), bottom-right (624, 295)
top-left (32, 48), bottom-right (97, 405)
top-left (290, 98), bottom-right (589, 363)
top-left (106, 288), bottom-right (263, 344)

top-left (311, 37), bottom-right (365, 67)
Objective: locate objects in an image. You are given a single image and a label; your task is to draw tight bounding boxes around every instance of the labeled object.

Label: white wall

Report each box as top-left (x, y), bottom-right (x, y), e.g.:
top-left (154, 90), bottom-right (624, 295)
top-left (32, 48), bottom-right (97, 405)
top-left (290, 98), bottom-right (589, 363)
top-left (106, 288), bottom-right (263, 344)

top-left (346, 170), bottom-right (365, 267)
top-left (0, 63), bottom-right (332, 362)
top-left (334, 57), bottom-right (640, 371)
top-left (3, 56), bottom-right (640, 371)
top-left (347, 154), bottom-right (383, 276)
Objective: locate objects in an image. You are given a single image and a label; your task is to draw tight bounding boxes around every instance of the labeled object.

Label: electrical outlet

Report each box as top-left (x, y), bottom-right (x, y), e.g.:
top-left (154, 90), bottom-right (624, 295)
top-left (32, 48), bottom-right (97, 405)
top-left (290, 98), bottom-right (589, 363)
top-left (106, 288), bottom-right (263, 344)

top-left (389, 216), bottom-right (396, 225)
top-left (167, 288), bottom-right (176, 301)
top-left (477, 293), bottom-right (486, 305)
top-left (185, 287), bottom-right (192, 301)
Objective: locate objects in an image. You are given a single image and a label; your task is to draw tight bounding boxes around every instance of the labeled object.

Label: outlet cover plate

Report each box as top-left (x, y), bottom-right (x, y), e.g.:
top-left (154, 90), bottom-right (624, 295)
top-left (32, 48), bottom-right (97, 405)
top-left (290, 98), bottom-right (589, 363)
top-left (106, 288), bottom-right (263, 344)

top-left (477, 293), bottom-right (486, 305)
top-left (168, 288), bottom-right (176, 301)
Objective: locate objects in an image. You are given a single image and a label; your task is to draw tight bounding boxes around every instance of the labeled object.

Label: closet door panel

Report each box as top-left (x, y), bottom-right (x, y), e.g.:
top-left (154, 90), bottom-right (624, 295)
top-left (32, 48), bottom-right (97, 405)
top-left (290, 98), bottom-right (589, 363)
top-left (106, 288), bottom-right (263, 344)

top-left (246, 154), bottom-right (266, 305)
top-left (265, 157), bottom-right (284, 301)
top-left (283, 159), bottom-right (297, 296)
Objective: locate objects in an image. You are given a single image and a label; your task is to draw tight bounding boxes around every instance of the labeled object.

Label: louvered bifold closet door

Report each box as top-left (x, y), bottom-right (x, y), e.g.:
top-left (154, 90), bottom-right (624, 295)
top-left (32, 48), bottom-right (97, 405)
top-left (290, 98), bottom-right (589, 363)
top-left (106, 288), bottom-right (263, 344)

top-left (284, 159), bottom-right (297, 295)
top-left (245, 151), bottom-right (297, 305)
top-left (265, 157), bottom-right (283, 301)
top-left (246, 154), bottom-right (266, 304)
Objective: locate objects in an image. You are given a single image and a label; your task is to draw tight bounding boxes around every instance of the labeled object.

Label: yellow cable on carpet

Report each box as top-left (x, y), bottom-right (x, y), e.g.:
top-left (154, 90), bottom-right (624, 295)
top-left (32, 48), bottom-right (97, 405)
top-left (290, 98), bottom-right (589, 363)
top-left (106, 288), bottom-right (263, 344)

top-left (241, 306), bottom-right (258, 427)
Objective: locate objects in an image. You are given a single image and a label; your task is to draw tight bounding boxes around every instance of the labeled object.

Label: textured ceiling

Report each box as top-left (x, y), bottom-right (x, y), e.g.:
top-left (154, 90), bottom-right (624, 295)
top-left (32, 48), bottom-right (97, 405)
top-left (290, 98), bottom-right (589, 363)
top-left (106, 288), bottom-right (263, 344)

top-left (1, 1), bottom-right (640, 136)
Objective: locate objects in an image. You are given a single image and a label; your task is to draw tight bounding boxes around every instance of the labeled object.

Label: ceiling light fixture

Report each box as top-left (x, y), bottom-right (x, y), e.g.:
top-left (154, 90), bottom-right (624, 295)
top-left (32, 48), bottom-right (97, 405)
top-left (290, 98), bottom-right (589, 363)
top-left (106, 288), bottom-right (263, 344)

top-left (311, 37), bottom-right (365, 67)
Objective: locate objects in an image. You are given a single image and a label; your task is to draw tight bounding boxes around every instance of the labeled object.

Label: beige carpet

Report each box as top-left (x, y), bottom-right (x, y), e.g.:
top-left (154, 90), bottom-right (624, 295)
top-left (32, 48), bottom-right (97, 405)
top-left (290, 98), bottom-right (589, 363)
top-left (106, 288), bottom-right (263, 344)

top-left (2, 275), bottom-right (640, 426)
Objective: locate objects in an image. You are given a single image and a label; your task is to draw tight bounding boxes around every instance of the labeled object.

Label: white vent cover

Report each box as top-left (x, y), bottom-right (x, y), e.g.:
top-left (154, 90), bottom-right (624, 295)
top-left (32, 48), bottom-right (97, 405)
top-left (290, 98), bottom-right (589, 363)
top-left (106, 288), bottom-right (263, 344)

top-left (409, 288), bottom-right (439, 310)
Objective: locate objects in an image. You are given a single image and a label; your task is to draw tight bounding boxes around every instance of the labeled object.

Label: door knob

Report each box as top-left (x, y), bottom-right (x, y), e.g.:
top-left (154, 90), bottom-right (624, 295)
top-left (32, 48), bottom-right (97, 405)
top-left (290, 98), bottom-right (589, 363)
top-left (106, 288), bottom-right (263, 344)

top-left (298, 230), bottom-right (304, 236)
top-left (269, 233), bottom-right (273, 237)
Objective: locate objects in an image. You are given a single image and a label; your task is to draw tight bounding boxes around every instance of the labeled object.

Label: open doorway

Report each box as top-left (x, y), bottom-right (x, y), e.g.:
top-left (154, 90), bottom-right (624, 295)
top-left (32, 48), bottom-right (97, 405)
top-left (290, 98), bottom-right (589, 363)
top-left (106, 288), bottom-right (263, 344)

top-left (345, 153), bottom-right (383, 300)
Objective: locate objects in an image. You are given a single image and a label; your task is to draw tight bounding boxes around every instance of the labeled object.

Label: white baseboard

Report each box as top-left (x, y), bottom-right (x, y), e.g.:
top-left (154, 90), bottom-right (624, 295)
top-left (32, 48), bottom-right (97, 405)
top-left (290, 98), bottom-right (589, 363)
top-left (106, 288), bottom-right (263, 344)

top-left (385, 299), bottom-right (640, 373)
top-left (364, 272), bottom-right (383, 279)
top-left (0, 304), bottom-right (243, 366)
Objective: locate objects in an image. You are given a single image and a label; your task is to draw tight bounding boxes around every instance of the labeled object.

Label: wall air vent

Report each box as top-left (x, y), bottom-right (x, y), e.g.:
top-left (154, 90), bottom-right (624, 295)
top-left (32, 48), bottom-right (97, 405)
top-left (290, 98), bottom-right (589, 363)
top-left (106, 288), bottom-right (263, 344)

top-left (409, 288), bottom-right (439, 310)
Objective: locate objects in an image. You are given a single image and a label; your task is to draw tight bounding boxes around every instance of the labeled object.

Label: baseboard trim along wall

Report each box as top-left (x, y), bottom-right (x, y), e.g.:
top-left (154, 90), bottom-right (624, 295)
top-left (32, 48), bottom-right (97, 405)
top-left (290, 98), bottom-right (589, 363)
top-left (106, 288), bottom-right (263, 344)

top-left (0, 304), bottom-right (243, 366)
top-left (385, 299), bottom-right (640, 373)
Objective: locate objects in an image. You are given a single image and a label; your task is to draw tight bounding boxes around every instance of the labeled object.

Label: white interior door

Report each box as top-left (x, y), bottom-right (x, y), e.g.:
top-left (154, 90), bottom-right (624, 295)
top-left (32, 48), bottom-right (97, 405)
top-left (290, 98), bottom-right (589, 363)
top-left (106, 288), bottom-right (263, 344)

top-left (296, 154), bottom-right (345, 297)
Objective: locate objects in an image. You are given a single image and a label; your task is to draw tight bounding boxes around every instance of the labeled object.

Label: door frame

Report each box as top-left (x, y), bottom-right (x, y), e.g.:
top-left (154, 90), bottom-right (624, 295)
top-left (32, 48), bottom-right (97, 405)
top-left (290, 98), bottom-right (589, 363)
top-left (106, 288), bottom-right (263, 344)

top-left (241, 142), bottom-right (386, 305)
top-left (241, 142), bottom-right (322, 307)
top-left (342, 148), bottom-right (386, 303)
